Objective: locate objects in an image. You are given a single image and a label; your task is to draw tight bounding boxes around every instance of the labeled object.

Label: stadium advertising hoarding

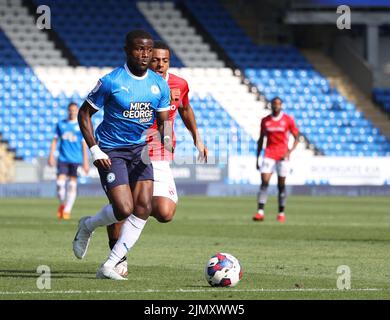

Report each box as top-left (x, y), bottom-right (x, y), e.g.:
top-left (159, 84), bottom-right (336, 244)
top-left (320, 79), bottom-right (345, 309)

top-left (171, 164), bottom-right (226, 183)
top-left (36, 157), bottom-right (390, 186)
top-left (40, 160), bottom-right (226, 184)
top-left (228, 156), bottom-right (390, 186)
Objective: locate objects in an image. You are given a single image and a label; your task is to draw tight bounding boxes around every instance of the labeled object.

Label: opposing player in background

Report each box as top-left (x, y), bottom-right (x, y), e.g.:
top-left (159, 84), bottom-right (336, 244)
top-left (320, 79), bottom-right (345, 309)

top-left (48, 102), bottom-right (89, 220)
top-left (107, 41), bottom-right (208, 276)
top-left (72, 30), bottom-right (172, 280)
top-left (253, 97), bottom-right (299, 223)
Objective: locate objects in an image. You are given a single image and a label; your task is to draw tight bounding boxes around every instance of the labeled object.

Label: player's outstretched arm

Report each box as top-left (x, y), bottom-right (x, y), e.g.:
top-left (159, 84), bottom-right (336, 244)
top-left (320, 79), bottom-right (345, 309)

top-left (48, 136), bottom-right (58, 167)
top-left (156, 110), bottom-right (174, 153)
top-left (78, 101), bottom-right (111, 170)
top-left (178, 104), bottom-right (208, 163)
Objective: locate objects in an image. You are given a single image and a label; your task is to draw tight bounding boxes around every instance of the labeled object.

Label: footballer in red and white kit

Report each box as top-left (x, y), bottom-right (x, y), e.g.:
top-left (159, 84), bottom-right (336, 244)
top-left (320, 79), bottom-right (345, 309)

top-left (106, 41), bottom-right (208, 277)
top-left (253, 97), bottom-right (299, 223)
top-left (147, 42), bottom-right (207, 215)
top-left (147, 71), bottom-right (190, 204)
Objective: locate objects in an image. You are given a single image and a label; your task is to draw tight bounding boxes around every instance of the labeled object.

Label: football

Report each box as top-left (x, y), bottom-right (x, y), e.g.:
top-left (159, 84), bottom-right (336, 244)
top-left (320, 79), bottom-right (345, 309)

top-left (205, 252), bottom-right (242, 287)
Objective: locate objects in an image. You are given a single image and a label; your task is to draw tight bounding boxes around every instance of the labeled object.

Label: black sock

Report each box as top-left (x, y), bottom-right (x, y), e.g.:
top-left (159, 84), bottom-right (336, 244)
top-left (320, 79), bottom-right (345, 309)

top-left (258, 203), bottom-right (265, 210)
top-left (108, 239), bottom-right (117, 250)
top-left (118, 256), bottom-right (127, 263)
top-left (278, 184), bottom-right (286, 213)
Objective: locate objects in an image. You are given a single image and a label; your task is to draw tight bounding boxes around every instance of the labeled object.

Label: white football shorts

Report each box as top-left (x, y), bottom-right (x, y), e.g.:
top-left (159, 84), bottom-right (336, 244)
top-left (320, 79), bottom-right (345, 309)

top-left (260, 157), bottom-right (290, 177)
top-left (152, 161), bottom-right (178, 203)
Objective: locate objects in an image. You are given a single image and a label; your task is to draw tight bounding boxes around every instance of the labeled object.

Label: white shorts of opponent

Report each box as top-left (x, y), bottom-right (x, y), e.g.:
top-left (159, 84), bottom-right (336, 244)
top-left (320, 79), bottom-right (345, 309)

top-left (260, 157), bottom-right (290, 177)
top-left (151, 161), bottom-right (178, 203)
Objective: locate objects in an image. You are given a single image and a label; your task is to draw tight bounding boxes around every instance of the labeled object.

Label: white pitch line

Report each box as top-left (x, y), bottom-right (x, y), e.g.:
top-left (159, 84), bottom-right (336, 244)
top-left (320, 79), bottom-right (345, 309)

top-left (0, 288), bottom-right (388, 296)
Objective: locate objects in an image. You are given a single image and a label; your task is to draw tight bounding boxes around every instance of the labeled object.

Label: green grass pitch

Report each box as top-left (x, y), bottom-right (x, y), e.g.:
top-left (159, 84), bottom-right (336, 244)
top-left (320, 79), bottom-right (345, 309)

top-left (0, 195), bottom-right (389, 300)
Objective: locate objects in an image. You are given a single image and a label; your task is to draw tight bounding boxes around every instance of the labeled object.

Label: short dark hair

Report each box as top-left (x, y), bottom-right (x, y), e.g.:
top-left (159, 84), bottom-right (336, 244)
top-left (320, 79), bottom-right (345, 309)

top-left (125, 29), bottom-right (153, 46)
top-left (68, 101), bottom-right (78, 109)
top-left (153, 40), bottom-right (171, 55)
top-left (271, 96), bottom-right (283, 104)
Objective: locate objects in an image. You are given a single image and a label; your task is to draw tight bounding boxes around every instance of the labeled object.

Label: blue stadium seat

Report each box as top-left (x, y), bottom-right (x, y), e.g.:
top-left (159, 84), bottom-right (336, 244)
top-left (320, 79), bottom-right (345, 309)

top-left (373, 87), bottom-right (390, 115)
top-left (33, 0), bottom-right (184, 67)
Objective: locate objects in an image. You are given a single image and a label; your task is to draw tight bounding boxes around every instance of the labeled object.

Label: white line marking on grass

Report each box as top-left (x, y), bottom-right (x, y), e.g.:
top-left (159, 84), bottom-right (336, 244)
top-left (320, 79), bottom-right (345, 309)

top-left (0, 288), bottom-right (388, 296)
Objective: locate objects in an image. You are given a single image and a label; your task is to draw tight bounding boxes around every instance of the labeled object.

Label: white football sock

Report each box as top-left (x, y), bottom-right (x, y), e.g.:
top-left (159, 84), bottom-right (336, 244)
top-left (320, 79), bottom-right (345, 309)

top-left (64, 180), bottom-right (77, 213)
top-left (56, 179), bottom-right (66, 204)
top-left (104, 214), bottom-right (147, 268)
top-left (85, 204), bottom-right (118, 232)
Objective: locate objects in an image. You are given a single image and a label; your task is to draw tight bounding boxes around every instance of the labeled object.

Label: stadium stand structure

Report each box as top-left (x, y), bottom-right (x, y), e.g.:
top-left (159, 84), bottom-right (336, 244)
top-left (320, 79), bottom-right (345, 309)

top-left (373, 88), bottom-right (390, 115)
top-left (303, 50), bottom-right (390, 138)
top-left (0, 27), bottom-right (25, 67)
top-left (0, 66), bottom-right (82, 161)
top-left (0, 0), bottom-right (67, 66)
top-left (137, 1), bottom-right (223, 68)
top-left (182, 0), bottom-right (310, 70)
top-left (136, 1), bottom-right (312, 157)
top-left (183, 0), bottom-right (390, 156)
top-left (32, 0), bottom-right (184, 68)
top-left (1, 0), bottom-right (312, 162)
top-left (246, 68), bottom-right (390, 156)
top-left (172, 92), bottom-right (257, 161)
top-left (0, 28), bottom-right (261, 162)
top-left (1, 0), bottom-right (389, 167)
top-left (0, 29), bottom-right (86, 161)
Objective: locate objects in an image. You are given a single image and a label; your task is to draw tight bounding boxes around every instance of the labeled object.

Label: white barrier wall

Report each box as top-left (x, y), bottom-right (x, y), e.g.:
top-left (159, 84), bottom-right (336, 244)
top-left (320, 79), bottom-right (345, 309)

top-left (228, 156), bottom-right (390, 186)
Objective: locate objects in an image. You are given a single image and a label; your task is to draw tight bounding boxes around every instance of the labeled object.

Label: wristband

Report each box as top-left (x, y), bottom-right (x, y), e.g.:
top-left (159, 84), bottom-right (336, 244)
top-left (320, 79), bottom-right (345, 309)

top-left (89, 145), bottom-right (109, 162)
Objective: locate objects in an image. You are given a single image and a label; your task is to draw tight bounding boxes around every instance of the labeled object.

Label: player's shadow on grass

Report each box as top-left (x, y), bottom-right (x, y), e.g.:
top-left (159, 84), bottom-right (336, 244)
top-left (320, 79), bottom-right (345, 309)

top-left (0, 269), bottom-right (95, 279)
